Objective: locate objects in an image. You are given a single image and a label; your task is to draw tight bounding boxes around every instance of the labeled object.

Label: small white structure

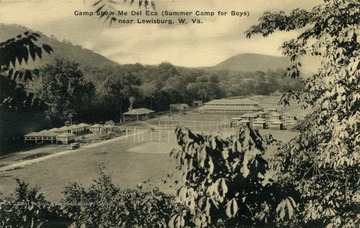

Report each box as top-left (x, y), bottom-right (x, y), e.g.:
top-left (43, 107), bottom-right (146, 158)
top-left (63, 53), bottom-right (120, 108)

top-left (253, 118), bottom-right (267, 129)
top-left (71, 123), bottom-right (91, 135)
top-left (56, 133), bottom-right (76, 144)
top-left (123, 108), bottom-right (156, 121)
top-left (256, 111), bottom-right (268, 119)
top-left (24, 132), bottom-right (42, 144)
top-left (90, 124), bottom-right (103, 134)
top-left (49, 127), bottom-right (65, 134)
top-left (57, 126), bottom-right (72, 134)
top-left (192, 100), bottom-right (203, 107)
top-left (269, 121), bottom-right (285, 130)
top-left (241, 113), bottom-right (258, 122)
top-left (269, 112), bottom-right (283, 120)
top-left (38, 130), bottom-right (58, 144)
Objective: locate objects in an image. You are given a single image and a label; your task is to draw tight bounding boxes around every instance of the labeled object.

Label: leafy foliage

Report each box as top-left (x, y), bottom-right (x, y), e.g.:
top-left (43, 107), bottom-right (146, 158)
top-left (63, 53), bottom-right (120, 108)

top-left (0, 179), bottom-right (70, 227)
top-left (60, 166), bottom-right (185, 227)
top-left (92, 0), bottom-right (155, 25)
top-left (0, 167), bottom-right (184, 227)
top-left (246, 0), bottom-right (360, 226)
top-left (0, 31), bottom-right (52, 112)
top-left (170, 124), bottom-right (298, 227)
top-left (0, 31), bottom-right (53, 81)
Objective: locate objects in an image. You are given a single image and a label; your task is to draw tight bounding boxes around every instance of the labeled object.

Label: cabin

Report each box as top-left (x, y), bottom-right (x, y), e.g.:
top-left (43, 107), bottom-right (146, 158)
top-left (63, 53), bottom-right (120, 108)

top-left (268, 108), bottom-right (278, 114)
top-left (56, 133), bottom-right (76, 144)
top-left (269, 121), bottom-right (285, 130)
top-left (57, 126), bottom-right (72, 134)
top-left (241, 113), bottom-right (259, 121)
top-left (256, 111), bottom-right (269, 119)
top-left (90, 124), bottom-right (103, 134)
top-left (123, 108), bottom-right (155, 121)
top-left (71, 123), bottom-right (91, 134)
top-left (253, 118), bottom-right (267, 129)
top-left (191, 100), bottom-right (203, 107)
top-left (24, 132), bottom-right (42, 144)
top-left (269, 112), bottom-right (283, 120)
top-left (38, 130), bottom-right (58, 144)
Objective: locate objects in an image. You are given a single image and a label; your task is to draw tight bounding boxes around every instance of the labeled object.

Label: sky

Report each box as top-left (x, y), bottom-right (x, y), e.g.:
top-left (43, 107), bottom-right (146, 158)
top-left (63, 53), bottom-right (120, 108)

top-left (0, 0), bottom-right (322, 68)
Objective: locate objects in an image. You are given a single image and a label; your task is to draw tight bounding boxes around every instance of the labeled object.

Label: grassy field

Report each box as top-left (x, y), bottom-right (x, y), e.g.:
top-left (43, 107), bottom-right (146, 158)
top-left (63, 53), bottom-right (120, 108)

top-left (0, 140), bottom-right (181, 202)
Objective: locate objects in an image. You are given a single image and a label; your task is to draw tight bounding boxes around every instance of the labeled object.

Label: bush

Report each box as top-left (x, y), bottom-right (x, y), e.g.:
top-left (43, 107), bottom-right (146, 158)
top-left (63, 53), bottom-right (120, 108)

top-left (0, 167), bottom-right (184, 227)
top-left (61, 165), bottom-right (185, 227)
top-left (0, 178), bottom-right (70, 227)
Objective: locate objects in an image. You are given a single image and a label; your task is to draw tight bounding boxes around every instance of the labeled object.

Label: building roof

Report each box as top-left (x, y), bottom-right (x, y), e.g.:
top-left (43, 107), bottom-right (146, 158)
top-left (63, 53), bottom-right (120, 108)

top-left (24, 132), bottom-right (41, 137)
top-left (90, 124), bottom-right (103, 128)
top-left (58, 126), bottom-right (71, 131)
top-left (205, 98), bottom-right (258, 106)
top-left (56, 133), bottom-right (76, 138)
top-left (269, 112), bottom-right (282, 116)
top-left (241, 113), bottom-right (259, 118)
top-left (253, 118), bottom-right (266, 123)
top-left (38, 130), bottom-right (58, 137)
top-left (270, 121), bottom-right (283, 124)
top-left (256, 111), bottom-right (267, 115)
top-left (74, 123), bottom-right (91, 128)
top-left (124, 108), bottom-right (155, 115)
top-left (49, 128), bottom-right (59, 132)
top-left (199, 105), bottom-right (263, 111)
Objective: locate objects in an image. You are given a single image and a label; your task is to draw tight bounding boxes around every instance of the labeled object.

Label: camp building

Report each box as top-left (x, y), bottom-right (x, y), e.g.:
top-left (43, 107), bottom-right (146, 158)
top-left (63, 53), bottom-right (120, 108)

top-left (198, 98), bottom-right (264, 114)
top-left (123, 108), bottom-right (155, 121)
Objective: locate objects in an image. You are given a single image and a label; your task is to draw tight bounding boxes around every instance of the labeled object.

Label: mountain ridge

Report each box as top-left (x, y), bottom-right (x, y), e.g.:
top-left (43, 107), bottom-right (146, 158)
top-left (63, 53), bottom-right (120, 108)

top-left (1, 23), bottom-right (295, 73)
top-left (210, 53), bottom-right (291, 72)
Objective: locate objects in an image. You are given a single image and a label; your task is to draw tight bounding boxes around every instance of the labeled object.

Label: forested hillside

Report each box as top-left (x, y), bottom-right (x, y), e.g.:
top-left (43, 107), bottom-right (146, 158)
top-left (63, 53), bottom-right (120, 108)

top-left (0, 23), bottom-right (303, 153)
top-left (0, 23), bottom-right (118, 69)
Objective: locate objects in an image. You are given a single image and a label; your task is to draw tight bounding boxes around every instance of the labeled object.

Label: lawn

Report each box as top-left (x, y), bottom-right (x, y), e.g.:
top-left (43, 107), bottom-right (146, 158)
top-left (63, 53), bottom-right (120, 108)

top-left (0, 140), bottom-right (181, 202)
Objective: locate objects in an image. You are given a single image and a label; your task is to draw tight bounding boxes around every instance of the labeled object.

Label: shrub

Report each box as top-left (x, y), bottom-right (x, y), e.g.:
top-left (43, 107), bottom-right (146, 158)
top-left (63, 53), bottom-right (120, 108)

top-left (61, 165), bottom-right (184, 227)
top-left (0, 178), bottom-right (70, 227)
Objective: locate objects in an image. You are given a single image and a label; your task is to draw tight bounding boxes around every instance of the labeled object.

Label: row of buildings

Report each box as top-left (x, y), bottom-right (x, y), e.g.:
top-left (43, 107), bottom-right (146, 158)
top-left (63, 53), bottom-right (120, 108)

top-left (24, 123), bottom-right (107, 145)
top-left (236, 110), bottom-right (299, 130)
top-left (121, 98), bottom-right (300, 130)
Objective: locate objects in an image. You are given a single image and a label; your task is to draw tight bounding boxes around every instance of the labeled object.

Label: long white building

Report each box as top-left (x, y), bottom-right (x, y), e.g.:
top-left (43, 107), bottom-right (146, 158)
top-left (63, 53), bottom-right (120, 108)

top-left (198, 98), bottom-right (264, 114)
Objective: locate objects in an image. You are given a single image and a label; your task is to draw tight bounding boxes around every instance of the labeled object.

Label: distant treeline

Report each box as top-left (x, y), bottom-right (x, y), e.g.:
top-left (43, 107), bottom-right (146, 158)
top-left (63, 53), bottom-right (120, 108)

top-left (1, 59), bottom-right (303, 154)
top-left (82, 62), bottom-right (303, 120)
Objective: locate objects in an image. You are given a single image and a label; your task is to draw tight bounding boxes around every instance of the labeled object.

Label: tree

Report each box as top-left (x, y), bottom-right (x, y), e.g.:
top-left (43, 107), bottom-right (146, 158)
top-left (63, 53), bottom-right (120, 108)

top-left (0, 32), bottom-right (53, 153)
top-left (25, 59), bottom-right (95, 122)
top-left (186, 74), bottom-right (225, 102)
top-left (169, 125), bottom-right (297, 227)
top-left (246, 0), bottom-right (359, 226)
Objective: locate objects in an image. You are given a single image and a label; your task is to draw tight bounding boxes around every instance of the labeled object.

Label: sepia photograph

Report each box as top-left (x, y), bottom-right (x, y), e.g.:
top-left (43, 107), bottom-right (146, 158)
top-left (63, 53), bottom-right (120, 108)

top-left (0, 0), bottom-right (359, 227)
